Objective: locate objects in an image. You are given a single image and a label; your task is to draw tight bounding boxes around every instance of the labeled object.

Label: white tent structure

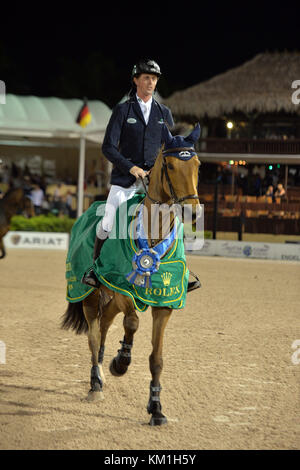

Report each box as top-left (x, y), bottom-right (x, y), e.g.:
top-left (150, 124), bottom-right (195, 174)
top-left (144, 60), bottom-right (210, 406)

top-left (0, 94), bottom-right (112, 216)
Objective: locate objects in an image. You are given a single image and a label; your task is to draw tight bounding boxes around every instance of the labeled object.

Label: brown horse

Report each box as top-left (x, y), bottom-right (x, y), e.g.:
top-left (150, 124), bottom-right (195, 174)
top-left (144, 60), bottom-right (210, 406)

top-left (61, 127), bottom-right (201, 425)
top-left (0, 187), bottom-right (34, 258)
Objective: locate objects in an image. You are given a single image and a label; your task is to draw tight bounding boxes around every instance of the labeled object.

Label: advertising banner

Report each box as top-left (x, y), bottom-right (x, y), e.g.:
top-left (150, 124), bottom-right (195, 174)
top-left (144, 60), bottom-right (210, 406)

top-left (185, 239), bottom-right (300, 262)
top-left (3, 231), bottom-right (69, 250)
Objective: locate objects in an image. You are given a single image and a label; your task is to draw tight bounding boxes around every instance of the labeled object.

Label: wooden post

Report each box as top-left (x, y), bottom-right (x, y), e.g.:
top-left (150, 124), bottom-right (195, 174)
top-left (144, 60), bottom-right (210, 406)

top-left (231, 163), bottom-right (236, 196)
top-left (213, 176), bottom-right (219, 240)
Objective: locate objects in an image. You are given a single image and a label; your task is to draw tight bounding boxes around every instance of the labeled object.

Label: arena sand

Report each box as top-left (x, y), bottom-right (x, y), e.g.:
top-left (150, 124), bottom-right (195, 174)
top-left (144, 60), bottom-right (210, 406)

top-left (0, 249), bottom-right (299, 450)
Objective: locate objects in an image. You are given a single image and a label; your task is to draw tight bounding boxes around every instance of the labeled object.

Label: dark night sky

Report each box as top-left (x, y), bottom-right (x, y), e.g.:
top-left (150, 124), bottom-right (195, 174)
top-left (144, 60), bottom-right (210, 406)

top-left (0, 5), bottom-right (299, 108)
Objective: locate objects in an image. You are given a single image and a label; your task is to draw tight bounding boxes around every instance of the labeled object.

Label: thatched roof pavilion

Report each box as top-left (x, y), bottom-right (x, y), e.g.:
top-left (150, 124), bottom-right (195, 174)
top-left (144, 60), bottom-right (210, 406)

top-left (164, 52), bottom-right (300, 120)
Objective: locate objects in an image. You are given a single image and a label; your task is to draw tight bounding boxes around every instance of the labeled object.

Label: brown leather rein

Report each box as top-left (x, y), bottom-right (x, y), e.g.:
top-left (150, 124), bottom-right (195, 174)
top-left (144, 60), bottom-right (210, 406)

top-left (140, 148), bottom-right (200, 205)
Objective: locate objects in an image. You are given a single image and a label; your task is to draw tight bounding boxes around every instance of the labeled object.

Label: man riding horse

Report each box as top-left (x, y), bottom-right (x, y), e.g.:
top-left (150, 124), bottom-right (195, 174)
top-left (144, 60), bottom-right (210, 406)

top-left (82, 59), bottom-right (200, 292)
top-left (63, 113), bottom-right (202, 425)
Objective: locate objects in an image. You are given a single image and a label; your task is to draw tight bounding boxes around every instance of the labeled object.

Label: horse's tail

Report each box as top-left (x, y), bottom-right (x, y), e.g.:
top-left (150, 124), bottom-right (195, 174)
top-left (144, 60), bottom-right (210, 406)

top-left (61, 301), bottom-right (88, 335)
top-left (61, 289), bottom-right (111, 335)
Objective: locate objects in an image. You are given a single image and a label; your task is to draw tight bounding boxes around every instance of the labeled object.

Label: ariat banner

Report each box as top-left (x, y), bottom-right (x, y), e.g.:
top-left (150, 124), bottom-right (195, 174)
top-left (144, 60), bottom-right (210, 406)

top-left (66, 195), bottom-right (189, 311)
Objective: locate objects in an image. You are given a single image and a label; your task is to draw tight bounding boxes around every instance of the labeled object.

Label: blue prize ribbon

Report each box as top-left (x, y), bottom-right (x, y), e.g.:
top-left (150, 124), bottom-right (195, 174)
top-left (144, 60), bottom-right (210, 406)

top-left (126, 205), bottom-right (177, 288)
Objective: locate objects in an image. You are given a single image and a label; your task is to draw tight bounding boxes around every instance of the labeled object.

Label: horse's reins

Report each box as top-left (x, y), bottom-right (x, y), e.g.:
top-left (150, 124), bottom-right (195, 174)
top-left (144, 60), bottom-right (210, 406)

top-left (140, 148), bottom-right (200, 206)
top-left (138, 148), bottom-right (201, 289)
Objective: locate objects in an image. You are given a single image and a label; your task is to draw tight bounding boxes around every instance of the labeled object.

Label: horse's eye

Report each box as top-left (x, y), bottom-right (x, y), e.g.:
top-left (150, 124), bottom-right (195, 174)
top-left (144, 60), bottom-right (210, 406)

top-left (167, 163), bottom-right (174, 170)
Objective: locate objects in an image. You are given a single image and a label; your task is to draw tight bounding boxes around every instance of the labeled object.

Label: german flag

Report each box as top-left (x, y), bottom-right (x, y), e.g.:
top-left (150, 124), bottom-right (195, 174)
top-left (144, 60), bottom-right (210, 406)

top-left (76, 99), bottom-right (92, 127)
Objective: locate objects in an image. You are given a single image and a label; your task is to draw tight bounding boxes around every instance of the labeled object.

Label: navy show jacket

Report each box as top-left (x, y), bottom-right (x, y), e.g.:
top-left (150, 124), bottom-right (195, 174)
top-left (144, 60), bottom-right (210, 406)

top-left (102, 95), bottom-right (174, 188)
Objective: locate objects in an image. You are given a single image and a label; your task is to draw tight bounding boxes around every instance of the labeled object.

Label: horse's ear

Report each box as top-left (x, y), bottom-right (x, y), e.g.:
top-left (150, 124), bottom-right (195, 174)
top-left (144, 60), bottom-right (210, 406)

top-left (161, 123), bottom-right (174, 148)
top-left (185, 123), bottom-right (201, 144)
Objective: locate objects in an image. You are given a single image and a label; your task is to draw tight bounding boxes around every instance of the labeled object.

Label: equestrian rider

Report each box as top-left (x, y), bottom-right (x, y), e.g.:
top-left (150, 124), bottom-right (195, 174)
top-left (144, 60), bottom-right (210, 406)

top-left (82, 59), bottom-right (174, 287)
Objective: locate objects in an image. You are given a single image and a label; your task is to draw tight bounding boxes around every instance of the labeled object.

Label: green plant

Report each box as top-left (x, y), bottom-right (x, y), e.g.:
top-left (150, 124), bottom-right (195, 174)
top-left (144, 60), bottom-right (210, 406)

top-left (10, 214), bottom-right (76, 233)
top-left (204, 231), bottom-right (212, 239)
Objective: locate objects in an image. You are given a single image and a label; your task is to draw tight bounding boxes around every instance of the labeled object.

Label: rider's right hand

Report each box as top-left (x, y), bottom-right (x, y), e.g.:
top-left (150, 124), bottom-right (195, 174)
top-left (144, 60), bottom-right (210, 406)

top-left (129, 166), bottom-right (149, 179)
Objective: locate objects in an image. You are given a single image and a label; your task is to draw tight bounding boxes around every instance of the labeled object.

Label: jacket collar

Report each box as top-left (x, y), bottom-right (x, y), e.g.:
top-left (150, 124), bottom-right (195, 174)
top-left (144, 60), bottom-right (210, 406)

top-left (131, 94), bottom-right (158, 126)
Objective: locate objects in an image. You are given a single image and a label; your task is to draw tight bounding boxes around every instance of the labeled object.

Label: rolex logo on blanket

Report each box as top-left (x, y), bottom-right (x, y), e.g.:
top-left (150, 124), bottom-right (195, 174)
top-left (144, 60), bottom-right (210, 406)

top-left (66, 194), bottom-right (189, 312)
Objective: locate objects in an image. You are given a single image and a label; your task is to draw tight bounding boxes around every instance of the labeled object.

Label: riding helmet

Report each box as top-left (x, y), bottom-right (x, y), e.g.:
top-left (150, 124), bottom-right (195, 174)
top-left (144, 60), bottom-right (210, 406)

top-left (132, 59), bottom-right (162, 78)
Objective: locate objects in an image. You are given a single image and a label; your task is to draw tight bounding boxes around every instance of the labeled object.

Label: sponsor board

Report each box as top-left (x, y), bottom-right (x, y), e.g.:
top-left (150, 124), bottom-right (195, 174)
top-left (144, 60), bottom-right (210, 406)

top-left (186, 239), bottom-right (300, 262)
top-left (3, 231), bottom-right (69, 250)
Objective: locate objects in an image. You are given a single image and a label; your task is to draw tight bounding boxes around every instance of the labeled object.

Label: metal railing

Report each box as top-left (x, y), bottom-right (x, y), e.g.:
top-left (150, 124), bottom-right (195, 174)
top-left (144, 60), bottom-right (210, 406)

top-left (198, 138), bottom-right (300, 154)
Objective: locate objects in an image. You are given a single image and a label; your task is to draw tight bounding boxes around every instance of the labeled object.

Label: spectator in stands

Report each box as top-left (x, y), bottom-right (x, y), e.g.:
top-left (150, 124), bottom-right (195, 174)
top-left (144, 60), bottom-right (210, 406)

top-left (53, 183), bottom-right (63, 214)
top-left (64, 191), bottom-right (74, 217)
top-left (0, 164), bottom-right (10, 184)
top-left (254, 172), bottom-right (262, 197)
top-left (274, 183), bottom-right (286, 199)
top-left (23, 175), bottom-right (33, 198)
top-left (41, 195), bottom-right (51, 215)
top-left (30, 183), bottom-right (44, 215)
top-left (265, 185), bottom-right (274, 201)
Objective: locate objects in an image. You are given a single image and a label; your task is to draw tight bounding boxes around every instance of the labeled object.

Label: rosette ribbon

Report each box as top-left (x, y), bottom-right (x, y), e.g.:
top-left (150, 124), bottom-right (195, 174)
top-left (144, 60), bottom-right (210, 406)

top-left (126, 206), bottom-right (177, 288)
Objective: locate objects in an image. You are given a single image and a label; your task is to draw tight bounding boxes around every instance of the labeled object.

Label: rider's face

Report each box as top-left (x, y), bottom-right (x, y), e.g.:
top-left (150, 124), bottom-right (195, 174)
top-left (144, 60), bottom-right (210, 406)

top-left (134, 73), bottom-right (158, 99)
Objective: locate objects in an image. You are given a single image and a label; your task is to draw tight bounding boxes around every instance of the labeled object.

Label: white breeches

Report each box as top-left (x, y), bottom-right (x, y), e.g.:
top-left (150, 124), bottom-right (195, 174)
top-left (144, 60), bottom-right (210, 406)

top-left (101, 179), bottom-right (145, 233)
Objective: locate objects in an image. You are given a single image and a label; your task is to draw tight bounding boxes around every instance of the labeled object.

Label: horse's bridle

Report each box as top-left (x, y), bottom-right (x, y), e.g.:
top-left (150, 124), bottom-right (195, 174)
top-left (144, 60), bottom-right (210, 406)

top-left (140, 148), bottom-right (200, 206)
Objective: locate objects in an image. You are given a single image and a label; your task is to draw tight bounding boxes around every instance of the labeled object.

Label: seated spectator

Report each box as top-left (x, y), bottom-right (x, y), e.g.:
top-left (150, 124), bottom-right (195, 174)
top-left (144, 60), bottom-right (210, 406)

top-left (274, 183), bottom-right (286, 199)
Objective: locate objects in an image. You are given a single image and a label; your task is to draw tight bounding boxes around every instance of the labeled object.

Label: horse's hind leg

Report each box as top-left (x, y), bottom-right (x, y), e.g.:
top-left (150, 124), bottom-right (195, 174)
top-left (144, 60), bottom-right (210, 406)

top-left (82, 290), bottom-right (104, 401)
top-left (98, 294), bottom-right (122, 376)
top-left (109, 295), bottom-right (139, 377)
top-left (147, 307), bottom-right (172, 426)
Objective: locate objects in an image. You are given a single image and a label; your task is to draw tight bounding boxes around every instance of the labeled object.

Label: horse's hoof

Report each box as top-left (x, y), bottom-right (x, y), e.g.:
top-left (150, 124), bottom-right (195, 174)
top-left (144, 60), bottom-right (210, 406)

top-left (149, 414), bottom-right (168, 426)
top-left (86, 390), bottom-right (104, 402)
top-left (109, 357), bottom-right (127, 377)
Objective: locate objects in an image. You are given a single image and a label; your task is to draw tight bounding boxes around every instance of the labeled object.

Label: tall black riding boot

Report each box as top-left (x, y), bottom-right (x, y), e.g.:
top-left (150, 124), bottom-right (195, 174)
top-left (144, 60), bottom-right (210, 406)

top-left (81, 234), bottom-right (108, 288)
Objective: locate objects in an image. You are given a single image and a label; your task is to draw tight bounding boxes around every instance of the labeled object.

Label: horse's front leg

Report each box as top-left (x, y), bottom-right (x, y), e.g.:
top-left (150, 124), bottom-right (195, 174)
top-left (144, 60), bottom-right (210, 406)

top-left (82, 290), bottom-right (104, 401)
top-left (148, 307), bottom-right (172, 426)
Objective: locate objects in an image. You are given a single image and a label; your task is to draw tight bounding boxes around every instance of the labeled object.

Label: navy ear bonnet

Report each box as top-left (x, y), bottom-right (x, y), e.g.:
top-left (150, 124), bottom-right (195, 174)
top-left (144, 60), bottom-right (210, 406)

top-left (162, 123), bottom-right (201, 160)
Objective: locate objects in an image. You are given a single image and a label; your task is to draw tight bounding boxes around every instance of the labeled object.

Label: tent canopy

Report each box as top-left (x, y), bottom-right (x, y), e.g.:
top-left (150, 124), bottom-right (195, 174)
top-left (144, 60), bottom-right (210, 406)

top-left (0, 94), bottom-right (112, 216)
top-left (0, 94), bottom-right (111, 143)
